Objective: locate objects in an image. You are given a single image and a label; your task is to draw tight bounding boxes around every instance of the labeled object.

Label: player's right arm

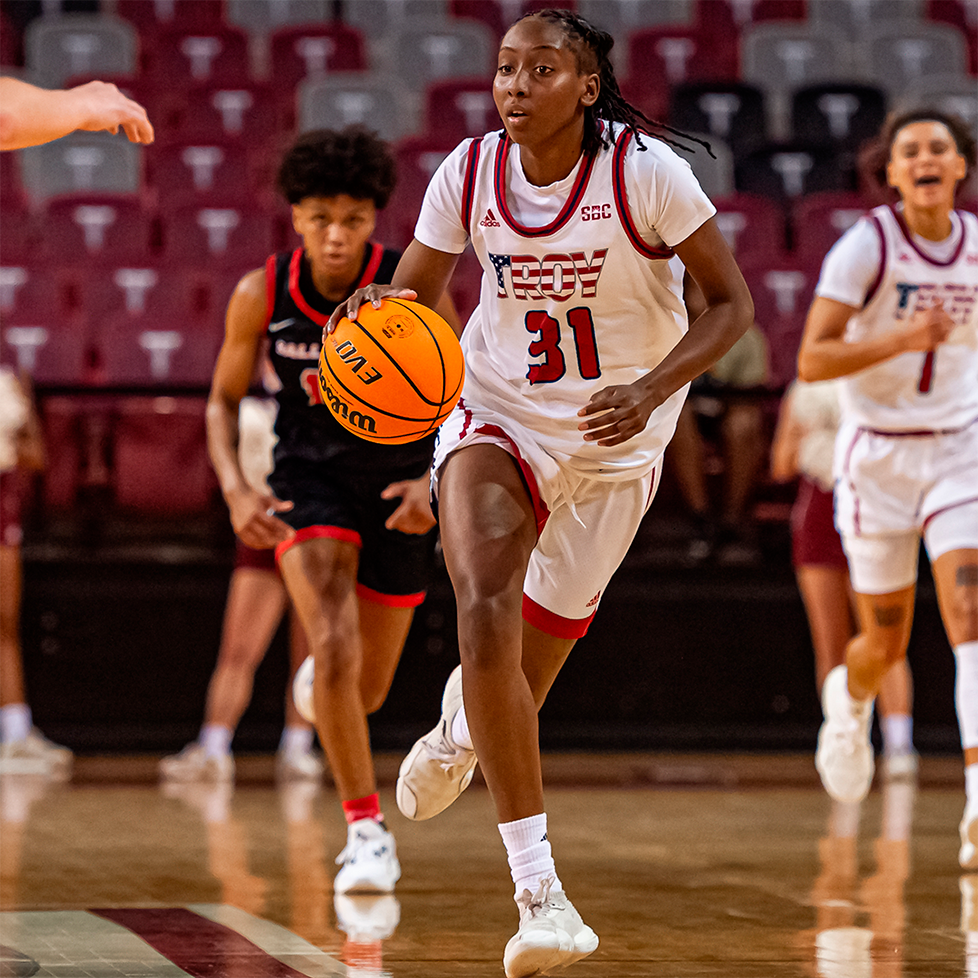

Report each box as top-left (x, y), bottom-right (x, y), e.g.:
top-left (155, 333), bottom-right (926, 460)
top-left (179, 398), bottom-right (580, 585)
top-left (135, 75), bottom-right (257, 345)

top-left (207, 269), bottom-right (294, 549)
top-left (0, 77), bottom-right (154, 150)
top-left (797, 296), bottom-right (955, 382)
top-left (323, 241), bottom-right (461, 337)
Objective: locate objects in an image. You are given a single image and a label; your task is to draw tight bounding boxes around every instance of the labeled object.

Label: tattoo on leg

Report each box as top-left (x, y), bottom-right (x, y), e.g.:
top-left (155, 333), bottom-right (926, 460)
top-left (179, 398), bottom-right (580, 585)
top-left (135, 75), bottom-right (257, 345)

top-left (872, 604), bottom-right (905, 628)
top-left (956, 563), bottom-right (978, 587)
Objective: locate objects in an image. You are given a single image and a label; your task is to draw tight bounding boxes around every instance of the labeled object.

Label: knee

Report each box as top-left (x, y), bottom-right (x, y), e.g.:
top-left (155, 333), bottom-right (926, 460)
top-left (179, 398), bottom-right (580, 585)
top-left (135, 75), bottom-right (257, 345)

top-left (944, 585), bottom-right (978, 644)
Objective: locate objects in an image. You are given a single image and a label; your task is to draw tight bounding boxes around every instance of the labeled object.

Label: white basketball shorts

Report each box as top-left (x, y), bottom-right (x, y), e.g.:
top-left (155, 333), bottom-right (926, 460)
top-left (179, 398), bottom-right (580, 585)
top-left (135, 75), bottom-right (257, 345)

top-left (432, 397), bottom-right (661, 638)
top-left (834, 418), bottom-right (978, 594)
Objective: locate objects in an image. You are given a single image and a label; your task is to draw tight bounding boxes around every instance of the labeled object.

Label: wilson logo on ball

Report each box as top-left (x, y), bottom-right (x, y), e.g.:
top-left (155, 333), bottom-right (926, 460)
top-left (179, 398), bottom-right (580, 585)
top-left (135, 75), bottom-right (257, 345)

top-left (319, 298), bottom-right (464, 445)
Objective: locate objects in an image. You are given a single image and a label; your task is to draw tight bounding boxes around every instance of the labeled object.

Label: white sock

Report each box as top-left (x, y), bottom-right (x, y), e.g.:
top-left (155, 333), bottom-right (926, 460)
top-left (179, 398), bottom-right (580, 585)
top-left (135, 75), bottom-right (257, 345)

top-left (965, 764), bottom-right (978, 816)
top-left (499, 813), bottom-right (560, 897)
top-left (451, 705), bottom-right (474, 751)
top-left (955, 641), bottom-right (978, 750)
top-left (279, 725), bottom-right (313, 754)
top-left (882, 713), bottom-right (914, 756)
top-left (0, 704), bottom-right (32, 743)
top-left (199, 724), bottom-right (233, 758)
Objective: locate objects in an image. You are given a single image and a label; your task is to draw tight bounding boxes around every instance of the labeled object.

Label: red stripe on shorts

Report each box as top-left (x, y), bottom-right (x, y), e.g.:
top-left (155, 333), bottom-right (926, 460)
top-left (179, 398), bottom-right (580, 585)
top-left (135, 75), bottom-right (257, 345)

top-left (522, 594), bottom-right (595, 639)
top-left (356, 582), bottom-right (427, 607)
top-left (275, 525), bottom-right (362, 562)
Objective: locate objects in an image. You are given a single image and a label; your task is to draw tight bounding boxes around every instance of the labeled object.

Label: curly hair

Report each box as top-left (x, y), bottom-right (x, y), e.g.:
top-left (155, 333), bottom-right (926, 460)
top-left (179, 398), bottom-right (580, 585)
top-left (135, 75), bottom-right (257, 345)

top-left (514, 8), bottom-right (712, 158)
top-left (276, 126), bottom-right (397, 208)
top-left (857, 108), bottom-right (976, 204)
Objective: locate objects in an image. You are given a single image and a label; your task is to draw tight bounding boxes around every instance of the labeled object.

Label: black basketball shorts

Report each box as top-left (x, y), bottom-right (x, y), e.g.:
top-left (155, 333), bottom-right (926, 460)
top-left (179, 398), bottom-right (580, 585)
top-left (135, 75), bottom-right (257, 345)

top-left (269, 456), bottom-right (436, 605)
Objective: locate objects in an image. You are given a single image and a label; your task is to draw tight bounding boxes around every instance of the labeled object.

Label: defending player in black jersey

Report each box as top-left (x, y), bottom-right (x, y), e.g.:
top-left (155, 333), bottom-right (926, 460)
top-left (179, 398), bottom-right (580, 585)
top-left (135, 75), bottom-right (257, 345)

top-left (205, 127), bottom-right (459, 895)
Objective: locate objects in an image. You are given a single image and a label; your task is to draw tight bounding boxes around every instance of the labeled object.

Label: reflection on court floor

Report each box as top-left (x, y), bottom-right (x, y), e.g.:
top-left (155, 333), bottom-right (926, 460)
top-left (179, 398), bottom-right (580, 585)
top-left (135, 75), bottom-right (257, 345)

top-left (0, 757), bottom-right (975, 977)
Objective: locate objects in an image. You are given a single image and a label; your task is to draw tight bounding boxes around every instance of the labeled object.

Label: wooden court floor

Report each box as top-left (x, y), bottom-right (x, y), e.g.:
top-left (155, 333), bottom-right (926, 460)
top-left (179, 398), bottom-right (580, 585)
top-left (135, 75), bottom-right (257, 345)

top-left (0, 753), bottom-right (975, 978)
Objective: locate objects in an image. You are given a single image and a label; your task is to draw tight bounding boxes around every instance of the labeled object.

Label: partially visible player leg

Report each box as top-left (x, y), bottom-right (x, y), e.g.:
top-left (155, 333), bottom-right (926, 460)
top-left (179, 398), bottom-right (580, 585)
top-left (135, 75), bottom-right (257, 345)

top-left (929, 534), bottom-right (978, 870)
top-left (0, 539), bottom-right (72, 778)
top-left (160, 566), bottom-right (287, 783)
top-left (278, 609), bottom-right (323, 781)
top-left (279, 535), bottom-right (400, 894)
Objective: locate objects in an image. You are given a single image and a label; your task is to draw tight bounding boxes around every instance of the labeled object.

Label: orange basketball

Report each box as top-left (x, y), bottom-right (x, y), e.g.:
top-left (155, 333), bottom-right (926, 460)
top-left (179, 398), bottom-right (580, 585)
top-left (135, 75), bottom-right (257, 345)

top-left (318, 298), bottom-right (465, 444)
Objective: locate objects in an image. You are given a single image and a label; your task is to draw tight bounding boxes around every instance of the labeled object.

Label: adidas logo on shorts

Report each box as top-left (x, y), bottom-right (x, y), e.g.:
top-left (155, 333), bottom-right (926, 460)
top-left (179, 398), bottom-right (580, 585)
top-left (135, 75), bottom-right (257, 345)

top-left (479, 209), bottom-right (501, 227)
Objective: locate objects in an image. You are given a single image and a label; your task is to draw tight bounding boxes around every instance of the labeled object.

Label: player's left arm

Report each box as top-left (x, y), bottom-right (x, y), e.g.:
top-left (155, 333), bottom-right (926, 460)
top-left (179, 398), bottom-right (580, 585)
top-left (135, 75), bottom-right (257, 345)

top-left (579, 217), bottom-right (754, 447)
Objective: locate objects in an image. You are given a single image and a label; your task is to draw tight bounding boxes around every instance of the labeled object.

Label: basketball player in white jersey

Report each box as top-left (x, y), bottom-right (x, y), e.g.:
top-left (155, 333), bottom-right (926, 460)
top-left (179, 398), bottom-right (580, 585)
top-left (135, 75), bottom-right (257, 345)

top-left (798, 109), bottom-right (978, 872)
top-left (327, 10), bottom-right (754, 975)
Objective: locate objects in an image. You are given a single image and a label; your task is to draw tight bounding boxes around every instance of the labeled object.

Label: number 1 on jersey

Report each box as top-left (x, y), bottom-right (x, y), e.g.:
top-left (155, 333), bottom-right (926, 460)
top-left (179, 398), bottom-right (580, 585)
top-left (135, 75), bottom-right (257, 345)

top-left (525, 308), bottom-right (601, 384)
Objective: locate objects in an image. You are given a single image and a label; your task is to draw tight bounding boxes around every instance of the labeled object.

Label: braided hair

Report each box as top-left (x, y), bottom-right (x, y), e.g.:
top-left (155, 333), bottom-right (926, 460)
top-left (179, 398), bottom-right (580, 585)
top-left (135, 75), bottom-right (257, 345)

top-left (516, 8), bottom-right (713, 158)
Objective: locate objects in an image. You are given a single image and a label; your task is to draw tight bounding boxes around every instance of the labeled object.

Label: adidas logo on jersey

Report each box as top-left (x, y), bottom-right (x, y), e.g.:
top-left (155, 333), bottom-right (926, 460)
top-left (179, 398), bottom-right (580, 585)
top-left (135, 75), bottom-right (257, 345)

top-left (479, 209), bottom-right (501, 227)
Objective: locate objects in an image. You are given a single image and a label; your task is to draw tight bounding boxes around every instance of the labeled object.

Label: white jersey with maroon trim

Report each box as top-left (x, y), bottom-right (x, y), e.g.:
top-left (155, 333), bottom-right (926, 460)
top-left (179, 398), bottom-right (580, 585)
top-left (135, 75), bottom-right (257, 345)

top-left (816, 204), bottom-right (978, 432)
top-left (415, 123), bottom-right (716, 480)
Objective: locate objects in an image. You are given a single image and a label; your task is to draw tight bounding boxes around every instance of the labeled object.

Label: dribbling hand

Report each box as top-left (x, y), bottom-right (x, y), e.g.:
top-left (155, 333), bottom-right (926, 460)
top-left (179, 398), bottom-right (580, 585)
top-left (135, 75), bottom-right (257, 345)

top-left (322, 284), bottom-right (418, 344)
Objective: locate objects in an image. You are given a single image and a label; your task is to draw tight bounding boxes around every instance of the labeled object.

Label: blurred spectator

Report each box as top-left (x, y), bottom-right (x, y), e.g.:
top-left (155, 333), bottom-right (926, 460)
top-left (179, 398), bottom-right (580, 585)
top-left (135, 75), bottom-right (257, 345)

top-left (0, 367), bottom-right (72, 776)
top-left (668, 272), bottom-right (769, 565)
top-left (770, 377), bottom-right (917, 778)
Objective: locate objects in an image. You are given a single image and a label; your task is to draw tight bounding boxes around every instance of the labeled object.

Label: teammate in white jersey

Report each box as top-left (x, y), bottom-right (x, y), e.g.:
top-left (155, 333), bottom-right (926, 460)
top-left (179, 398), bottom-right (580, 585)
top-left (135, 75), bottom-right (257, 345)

top-left (798, 109), bottom-right (978, 871)
top-left (328, 10), bottom-right (753, 975)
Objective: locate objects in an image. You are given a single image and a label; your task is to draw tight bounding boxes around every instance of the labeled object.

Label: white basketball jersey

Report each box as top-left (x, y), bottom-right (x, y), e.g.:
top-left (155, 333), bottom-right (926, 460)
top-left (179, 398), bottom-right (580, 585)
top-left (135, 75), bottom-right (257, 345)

top-left (836, 205), bottom-right (978, 431)
top-left (415, 124), bottom-right (716, 479)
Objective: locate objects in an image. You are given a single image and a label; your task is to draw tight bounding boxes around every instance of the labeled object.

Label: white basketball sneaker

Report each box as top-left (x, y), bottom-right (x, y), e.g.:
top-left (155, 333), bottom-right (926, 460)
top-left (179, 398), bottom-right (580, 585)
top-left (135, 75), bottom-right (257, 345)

top-left (0, 729), bottom-right (72, 778)
top-left (960, 807), bottom-right (978, 871)
top-left (396, 665), bottom-right (478, 820)
top-left (503, 877), bottom-right (599, 978)
top-left (158, 743), bottom-right (234, 783)
top-left (334, 818), bottom-right (401, 894)
top-left (881, 749), bottom-right (919, 782)
top-left (816, 666), bottom-right (875, 804)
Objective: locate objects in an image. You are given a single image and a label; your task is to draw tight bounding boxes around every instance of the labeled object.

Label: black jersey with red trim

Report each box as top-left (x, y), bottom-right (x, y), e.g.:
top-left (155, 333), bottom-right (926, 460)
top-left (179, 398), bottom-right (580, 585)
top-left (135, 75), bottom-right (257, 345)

top-left (265, 244), bottom-right (437, 472)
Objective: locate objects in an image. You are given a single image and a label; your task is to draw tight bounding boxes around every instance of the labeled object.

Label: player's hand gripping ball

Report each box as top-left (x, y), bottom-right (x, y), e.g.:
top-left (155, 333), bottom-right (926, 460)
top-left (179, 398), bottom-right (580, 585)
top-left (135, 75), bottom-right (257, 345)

top-left (293, 654), bottom-right (315, 724)
top-left (319, 298), bottom-right (464, 444)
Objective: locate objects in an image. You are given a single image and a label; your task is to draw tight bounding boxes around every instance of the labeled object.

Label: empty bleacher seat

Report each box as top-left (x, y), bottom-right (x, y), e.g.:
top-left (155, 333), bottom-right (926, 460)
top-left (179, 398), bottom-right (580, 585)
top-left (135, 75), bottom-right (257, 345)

top-left (791, 190), bottom-right (869, 260)
top-left (423, 77), bottom-right (500, 142)
top-left (297, 73), bottom-right (414, 142)
top-left (99, 295), bottom-right (221, 386)
top-left (386, 17), bottom-right (496, 92)
top-left (859, 21), bottom-right (970, 99)
top-left (116, 0), bottom-right (227, 39)
top-left (267, 22), bottom-right (368, 91)
top-left (341, 0), bottom-right (450, 39)
top-left (226, 0), bottom-right (330, 32)
top-left (627, 23), bottom-right (739, 90)
top-left (790, 83), bottom-right (888, 151)
top-left (712, 192), bottom-right (787, 261)
top-left (741, 22), bottom-right (857, 139)
top-left (809, 0), bottom-right (925, 34)
top-left (684, 134), bottom-right (736, 201)
top-left (448, 0), bottom-right (578, 44)
top-left (148, 139), bottom-right (260, 208)
top-left (669, 81), bottom-right (768, 157)
top-left (41, 194), bottom-right (156, 264)
top-left (740, 251), bottom-right (821, 388)
top-left (900, 74), bottom-right (978, 129)
top-left (144, 23), bottom-right (253, 89)
top-left (735, 140), bottom-right (853, 203)
top-left (155, 82), bottom-right (281, 145)
top-left (582, 0), bottom-right (692, 31)
top-left (112, 396), bottom-right (218, 514)
top-left (18, 132), bottom-right (144, 202)
top-left (25, 13), bottom-right (139, 88)
top-left (157, 204), bottom-right (278, 273)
